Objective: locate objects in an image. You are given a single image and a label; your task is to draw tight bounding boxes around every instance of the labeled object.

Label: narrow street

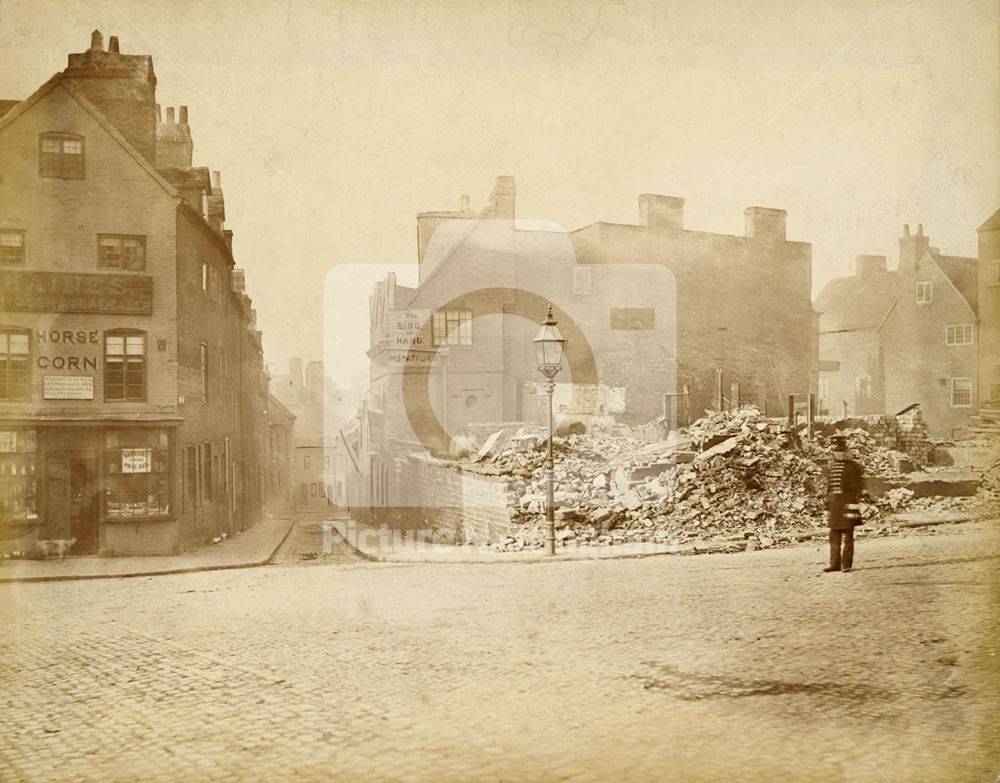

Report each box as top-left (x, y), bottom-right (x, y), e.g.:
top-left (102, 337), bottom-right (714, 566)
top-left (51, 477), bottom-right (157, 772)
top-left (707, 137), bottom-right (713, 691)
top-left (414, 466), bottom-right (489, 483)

top-left (2, 521), bottom-right (998, 782)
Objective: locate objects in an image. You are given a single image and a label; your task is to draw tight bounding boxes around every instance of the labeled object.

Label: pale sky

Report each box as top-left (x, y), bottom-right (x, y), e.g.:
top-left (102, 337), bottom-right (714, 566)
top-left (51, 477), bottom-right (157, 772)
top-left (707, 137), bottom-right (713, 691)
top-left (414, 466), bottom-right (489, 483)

top-left (1, 0), bottom-right (996, 385)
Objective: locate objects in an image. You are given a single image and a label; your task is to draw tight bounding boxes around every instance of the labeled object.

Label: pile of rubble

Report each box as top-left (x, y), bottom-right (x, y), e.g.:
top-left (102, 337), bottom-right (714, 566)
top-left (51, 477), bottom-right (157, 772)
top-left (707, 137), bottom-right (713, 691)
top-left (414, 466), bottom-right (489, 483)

top-left (456, 405), bottom-right (991, 553)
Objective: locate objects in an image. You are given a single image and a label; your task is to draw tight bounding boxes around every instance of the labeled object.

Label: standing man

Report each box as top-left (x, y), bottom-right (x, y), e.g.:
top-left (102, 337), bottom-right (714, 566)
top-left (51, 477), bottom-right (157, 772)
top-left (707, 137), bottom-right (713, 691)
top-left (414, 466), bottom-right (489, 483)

top-left (824, 435), bottom-right (864, 573)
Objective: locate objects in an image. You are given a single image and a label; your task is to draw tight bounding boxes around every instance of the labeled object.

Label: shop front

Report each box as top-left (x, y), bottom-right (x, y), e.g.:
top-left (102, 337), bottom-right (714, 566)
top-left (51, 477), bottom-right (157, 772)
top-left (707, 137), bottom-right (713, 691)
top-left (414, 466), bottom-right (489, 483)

top-left (0, 422), bottom-right (179, 556)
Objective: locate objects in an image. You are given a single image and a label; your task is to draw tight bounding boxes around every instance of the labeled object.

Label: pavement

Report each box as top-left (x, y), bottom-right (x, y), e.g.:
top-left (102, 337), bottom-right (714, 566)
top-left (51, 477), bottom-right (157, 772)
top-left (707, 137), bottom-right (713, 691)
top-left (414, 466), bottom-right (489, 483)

top-left (0, 515), bottom-right (296, 583)
top-left (1, 519), bottom-right (998, 782)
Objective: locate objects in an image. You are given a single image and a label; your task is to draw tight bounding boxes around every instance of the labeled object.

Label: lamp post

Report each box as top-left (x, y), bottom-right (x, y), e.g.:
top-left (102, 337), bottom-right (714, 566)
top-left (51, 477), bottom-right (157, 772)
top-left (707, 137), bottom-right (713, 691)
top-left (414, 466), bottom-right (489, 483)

top-left (534, 304), bottom-right (566, 556)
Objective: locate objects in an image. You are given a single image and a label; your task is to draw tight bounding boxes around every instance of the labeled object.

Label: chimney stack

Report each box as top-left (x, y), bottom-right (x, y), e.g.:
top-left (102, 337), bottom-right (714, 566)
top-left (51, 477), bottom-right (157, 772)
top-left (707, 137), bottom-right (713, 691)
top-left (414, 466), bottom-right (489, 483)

top-left (108, 35), bottom-right (120, 53)
top-left (855, 255), bottom-right (887, 282)
top-left (179, 105), bottom-right (188, 125)
top-left (639, 194), bottom-right (684, 230)
top-left (89, 30), bottom-right (103, 52)
top-left (211, 170), bottom-right (222, 190)
top-left (899, 223), bottom-right (931, 272)
top-left (461, 194), bottom-right (470, 212)
top-left (744, 207), bottom-right (787, 241)
top-left (156, 103), bottom-right (162, 122)
top-left (166, 106), bottom-right (175, 124)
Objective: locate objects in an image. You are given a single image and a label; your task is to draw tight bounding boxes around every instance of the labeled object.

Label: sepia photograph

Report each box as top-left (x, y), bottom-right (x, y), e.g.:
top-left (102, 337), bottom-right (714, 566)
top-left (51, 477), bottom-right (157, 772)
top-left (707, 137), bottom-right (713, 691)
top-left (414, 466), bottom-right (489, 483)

top-left (0, 1), bottom-right (998, 780)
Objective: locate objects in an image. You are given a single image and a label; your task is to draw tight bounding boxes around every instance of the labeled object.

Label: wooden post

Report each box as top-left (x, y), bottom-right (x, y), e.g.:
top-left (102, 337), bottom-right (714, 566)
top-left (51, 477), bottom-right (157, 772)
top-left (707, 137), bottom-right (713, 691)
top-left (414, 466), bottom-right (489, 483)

top-left (716, 369), bottom-right (723, 411)
top-left (806, 393), bottom-right (814, 439)
top-left (787, 394), bottom-right (795, 426)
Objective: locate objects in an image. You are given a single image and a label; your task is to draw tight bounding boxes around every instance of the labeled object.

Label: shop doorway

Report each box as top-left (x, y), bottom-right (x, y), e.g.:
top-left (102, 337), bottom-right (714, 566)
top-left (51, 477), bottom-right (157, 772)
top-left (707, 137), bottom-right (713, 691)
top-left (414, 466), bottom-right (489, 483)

top-left (69, 457), bottom-right (98, 554)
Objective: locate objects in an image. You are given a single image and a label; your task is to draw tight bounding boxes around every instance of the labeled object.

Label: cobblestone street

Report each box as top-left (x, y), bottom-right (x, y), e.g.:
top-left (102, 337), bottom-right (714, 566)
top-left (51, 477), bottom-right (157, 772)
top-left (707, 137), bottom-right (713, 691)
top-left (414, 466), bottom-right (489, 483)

top-left (2, 522), bottom-right (998, 782)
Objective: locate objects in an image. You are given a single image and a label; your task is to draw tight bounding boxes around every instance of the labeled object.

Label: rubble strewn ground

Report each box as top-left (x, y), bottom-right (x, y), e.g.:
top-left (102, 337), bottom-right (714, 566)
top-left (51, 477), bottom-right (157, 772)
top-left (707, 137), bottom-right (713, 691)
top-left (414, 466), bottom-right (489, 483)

top-left (455, 406), bottom-right (999, 552)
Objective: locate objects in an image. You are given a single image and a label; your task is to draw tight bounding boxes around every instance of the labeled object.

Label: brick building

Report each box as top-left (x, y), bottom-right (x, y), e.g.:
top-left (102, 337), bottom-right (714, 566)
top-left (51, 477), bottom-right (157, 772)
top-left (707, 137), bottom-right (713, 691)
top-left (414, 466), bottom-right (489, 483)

top-left (814, 224), bottom-right (979, 438)
top-left (0, 31), bottom-right (269, 555)
top-left (266, 394), bottom-right (295, 515)
top-left (354, 176), bottom-right (814, 522)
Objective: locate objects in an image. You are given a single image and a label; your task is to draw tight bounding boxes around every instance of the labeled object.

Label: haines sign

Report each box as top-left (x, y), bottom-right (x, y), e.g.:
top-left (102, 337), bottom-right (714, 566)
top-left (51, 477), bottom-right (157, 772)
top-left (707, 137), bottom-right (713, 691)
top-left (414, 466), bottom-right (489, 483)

top-left (0, 271), bottom-right (153, 314)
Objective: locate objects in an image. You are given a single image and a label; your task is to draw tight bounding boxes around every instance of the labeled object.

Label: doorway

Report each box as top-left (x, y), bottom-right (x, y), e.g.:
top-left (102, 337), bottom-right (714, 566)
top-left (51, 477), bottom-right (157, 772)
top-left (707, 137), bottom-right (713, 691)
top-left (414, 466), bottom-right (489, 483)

top-left (69, 457), bottom-right (98, 554)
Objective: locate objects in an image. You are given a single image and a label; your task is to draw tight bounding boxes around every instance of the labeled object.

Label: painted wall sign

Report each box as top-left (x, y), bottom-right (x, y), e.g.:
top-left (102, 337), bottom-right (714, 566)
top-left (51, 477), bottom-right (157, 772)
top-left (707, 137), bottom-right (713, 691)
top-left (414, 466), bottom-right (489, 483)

top-left (122, 448), bottom-right (152, 473)
top-left (43, 375), bottom-right (94, 400)
top-left (38, 356), bottom-right (98, 370)
top-left (0, 271), bottom-right (153, 314)
top-left (387, 309), bottom-right (431, 348)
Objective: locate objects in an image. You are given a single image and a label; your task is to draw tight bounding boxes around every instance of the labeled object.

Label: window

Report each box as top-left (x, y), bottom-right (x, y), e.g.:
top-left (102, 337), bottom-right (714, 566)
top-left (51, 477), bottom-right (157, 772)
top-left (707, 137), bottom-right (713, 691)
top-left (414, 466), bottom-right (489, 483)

top-left (98, 234), bottom-right (146, 270)
top-left (323, 456), bottom-right (330, 470)
top-left (199, 443), bottom-right (212, 503)
top-left (573, 266), bottom-right (592, 295)
top-left (104, 332), bottom-right (146, 401)
top-left (39, 133), bottom-right (85, 179)
top-left (0, 430), bottom-right (38, 527)
top-left (201, 261), bottom-right (209, 292)
top-left (951, 378), bottom-right (972, 408)
top-left (945, 324), bottom-right (974, 346)
top-left (432, 310), bottom-right (472, 346)
top-left (105, 429), bottom-right (170, 518)
top-left (989, 260), bottom-right (1000, 287)
top-left (0, 330), bottom-right (31, 401)
top-left (818, 377), bottom-right (829, 400)
top-left (915, 281), bottom-right (933, 304)
top-left (304, 455), bottom-right (311, 470)
top-left (200, 343), bottom-right (209, 402)
top-left (182, 445), bottom-right (197, 512)
top-left (0, 230), bottom-right (25, 266)
top-left (611, 307), bottom-right (655, 331)
top-left (855, 375), bottom-right (872, 400)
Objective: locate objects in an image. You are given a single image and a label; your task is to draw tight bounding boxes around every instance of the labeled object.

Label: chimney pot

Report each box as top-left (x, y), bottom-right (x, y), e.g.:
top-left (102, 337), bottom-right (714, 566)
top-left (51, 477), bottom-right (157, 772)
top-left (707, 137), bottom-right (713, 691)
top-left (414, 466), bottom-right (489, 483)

top-left (179, 105), bottom-right (188, 124)
top-left (461, 194), bottom-right (470, 212)
top-left (211, 170), bottom-right (222, 190)
top-left (108, 35), bottom-right (120, 53)
top-left (166, 106), bottom-right (175, 124)
top-left (917, 223), bottom-right (924, 237)
top-left (903, 224), bottom-right (910, 237)
top-left (89, 30), bottom-right (103, 51)
top-left (156, 103), bottom-right (162, 122)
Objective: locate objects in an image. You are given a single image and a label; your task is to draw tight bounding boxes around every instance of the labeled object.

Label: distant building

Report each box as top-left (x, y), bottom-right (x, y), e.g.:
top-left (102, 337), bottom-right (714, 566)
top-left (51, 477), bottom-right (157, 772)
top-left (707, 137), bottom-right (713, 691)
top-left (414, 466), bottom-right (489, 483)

top-left (0, 31), bottom-right (269, 555)
top-left (814, 224), bottom-right (979, 438)
top-left (270, 359), bottom-right (356, 509)
top-left (266, 394), bottom-right (295, 514)
top-left (977, 210), bottom-right (1000, 408)
top-left (353, 176), bottom-right (815, 519)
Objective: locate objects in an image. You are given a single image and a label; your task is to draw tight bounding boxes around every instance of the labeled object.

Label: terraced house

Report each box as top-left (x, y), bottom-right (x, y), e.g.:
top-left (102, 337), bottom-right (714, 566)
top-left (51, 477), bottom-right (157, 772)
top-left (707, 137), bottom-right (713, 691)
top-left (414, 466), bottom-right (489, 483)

top-left (0, 31), bottom-right (269, 555)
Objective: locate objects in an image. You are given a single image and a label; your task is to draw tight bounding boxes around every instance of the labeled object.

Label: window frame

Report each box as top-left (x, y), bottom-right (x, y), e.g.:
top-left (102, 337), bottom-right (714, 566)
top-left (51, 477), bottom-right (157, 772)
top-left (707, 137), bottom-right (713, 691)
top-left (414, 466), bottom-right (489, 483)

top-left (944, 324), bottom-right (974, 346)
top-left (104, 330), bottom-right (147, 402)
top-left (38, 133), bottom-right (85, 180)
top-left (951, 377), bottom-right (972, 408)
top-left (0, 328), bottom-right (32, 401)
top-left (97, 234), bottom-right (147, 271)
top-left (200, 343), bottom-right (209, 402)
top-left (431, 310), bottom-right (472, 347)
top-left (989, 260), bottom-right (1000, 287)
top-left (915, 280), bottom-right (933, 304)
top-left (0, 230), bottom-right (26, 267)
top-left (104, 429), bottom-right (171, 519)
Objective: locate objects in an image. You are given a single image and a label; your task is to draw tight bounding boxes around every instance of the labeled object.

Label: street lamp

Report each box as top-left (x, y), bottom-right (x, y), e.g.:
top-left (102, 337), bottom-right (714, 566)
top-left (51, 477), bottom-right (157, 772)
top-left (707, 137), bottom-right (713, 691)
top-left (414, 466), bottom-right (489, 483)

top-left (534, 304), bottom-right (566, 556)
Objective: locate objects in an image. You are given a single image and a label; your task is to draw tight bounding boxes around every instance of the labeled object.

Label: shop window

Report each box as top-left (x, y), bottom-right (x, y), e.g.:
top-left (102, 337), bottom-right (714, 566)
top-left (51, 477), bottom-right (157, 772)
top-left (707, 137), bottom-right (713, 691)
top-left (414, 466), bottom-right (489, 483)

top-left (104, 429), bottom-right (170, 518)
top-left (432, 310), bottom-right (472, 346)
top-left (39, 133), bottom-right (85, 179)
top-left (98, 234), bottom-right (146, 270)
top-left (0, 230), bottom-right (25, 266)
top-left (105, 332), bottom-right (146, 401)
top-left (0, 430), bottom-right (38, 529)
top-left (182, 445), bottom-right (197, 512)
top-left (0, 330), bottom-right (31, 401)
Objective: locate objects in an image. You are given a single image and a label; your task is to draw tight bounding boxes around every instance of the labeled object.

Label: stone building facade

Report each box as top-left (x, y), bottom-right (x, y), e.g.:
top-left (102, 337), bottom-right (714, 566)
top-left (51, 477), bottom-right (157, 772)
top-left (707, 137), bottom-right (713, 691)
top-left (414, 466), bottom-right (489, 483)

top-left (0, 31), bottom-right (269, 555)
top-left (814, 225), bottom-right (979, 438)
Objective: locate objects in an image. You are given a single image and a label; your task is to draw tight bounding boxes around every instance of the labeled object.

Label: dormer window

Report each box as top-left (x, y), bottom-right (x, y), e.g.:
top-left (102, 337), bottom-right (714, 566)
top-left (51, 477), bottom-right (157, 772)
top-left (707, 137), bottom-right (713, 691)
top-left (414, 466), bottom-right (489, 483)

top-left (39, 133), bottom-right (85, 180)
top-left (915, 281), bottom-right (933, 304)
